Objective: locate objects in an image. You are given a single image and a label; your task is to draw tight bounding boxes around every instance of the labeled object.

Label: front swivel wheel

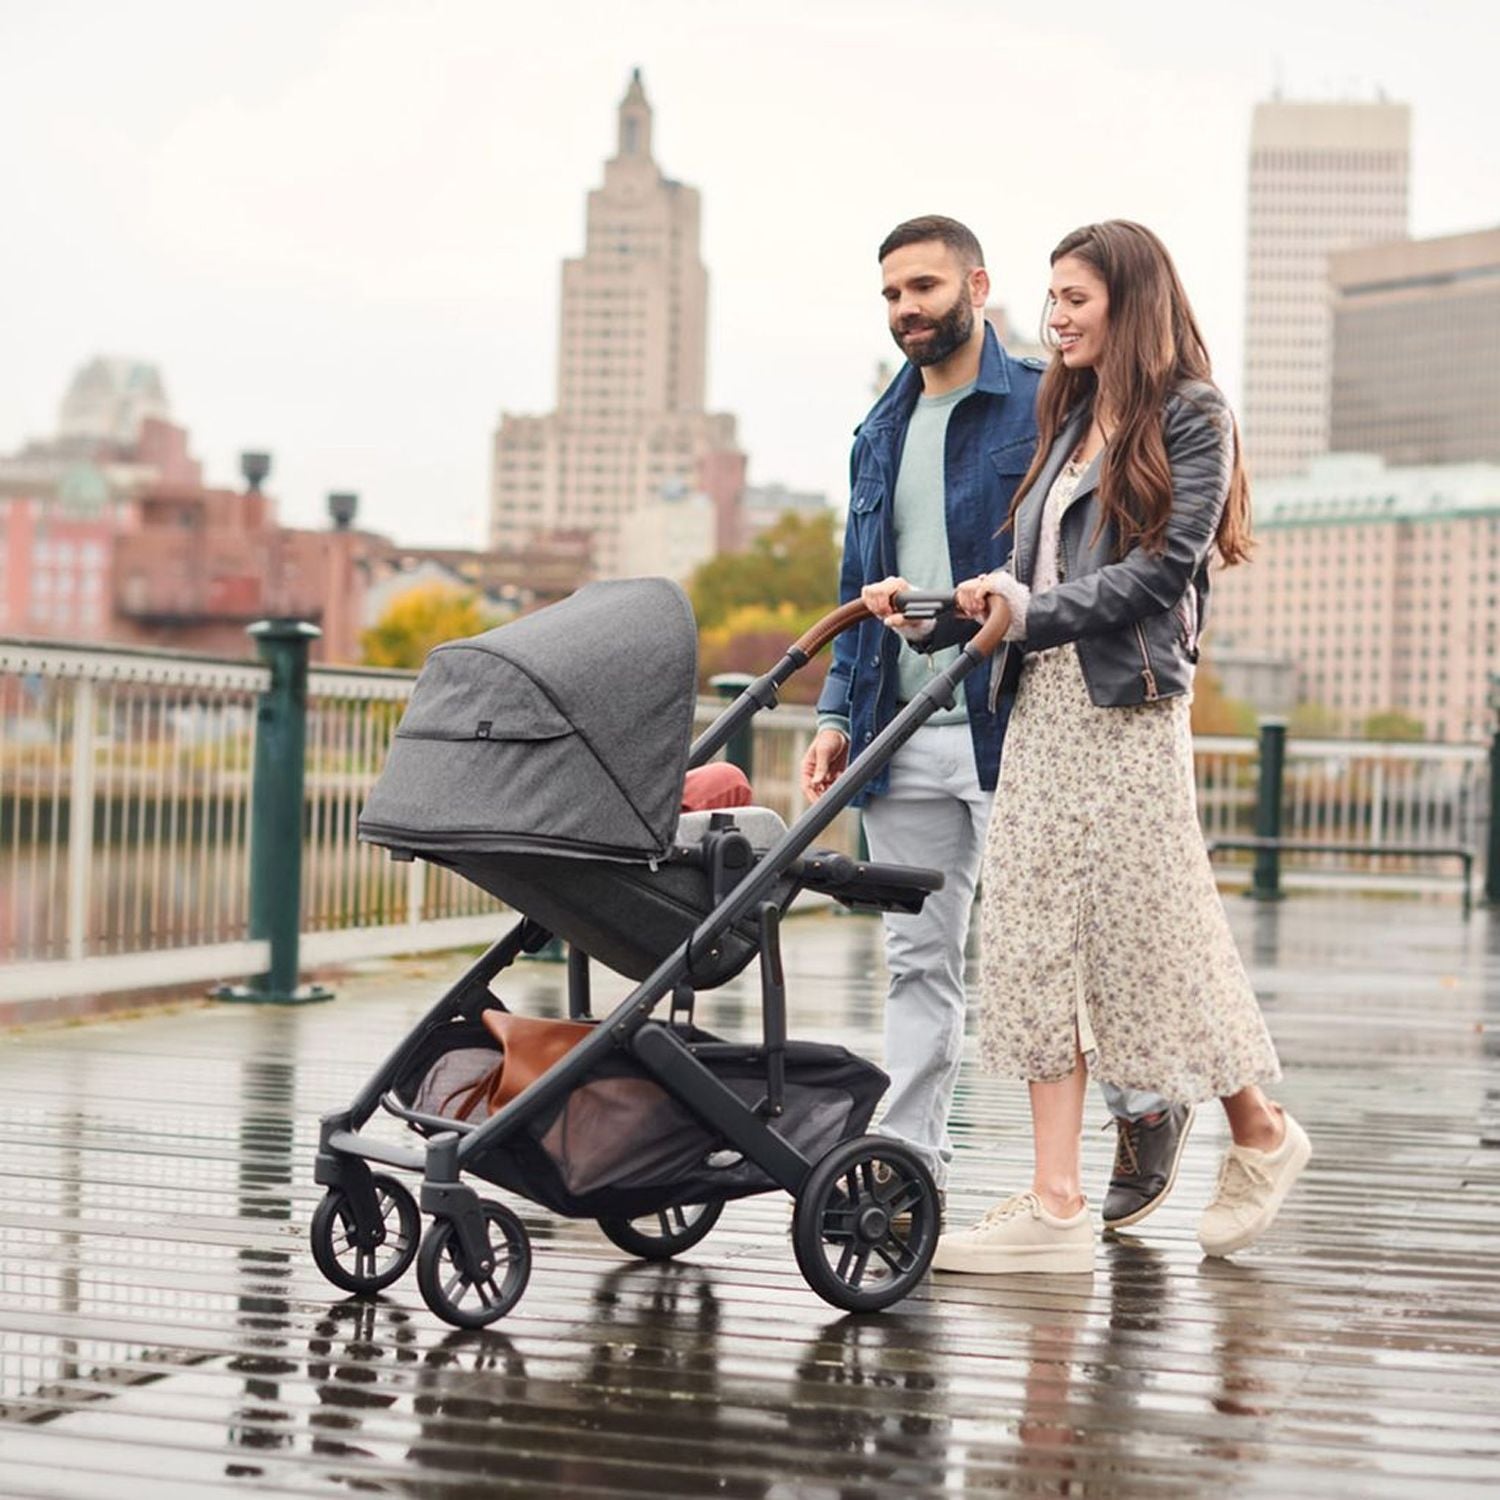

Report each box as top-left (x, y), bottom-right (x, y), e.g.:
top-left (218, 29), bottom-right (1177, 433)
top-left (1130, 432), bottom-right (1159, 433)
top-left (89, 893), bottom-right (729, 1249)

top-left (416, 1199), bottom-right (531, 1329)
top-left (310, 1172), bottom-right (419, 1294)
top-left (791, 1136), bottom-right (938, 1312)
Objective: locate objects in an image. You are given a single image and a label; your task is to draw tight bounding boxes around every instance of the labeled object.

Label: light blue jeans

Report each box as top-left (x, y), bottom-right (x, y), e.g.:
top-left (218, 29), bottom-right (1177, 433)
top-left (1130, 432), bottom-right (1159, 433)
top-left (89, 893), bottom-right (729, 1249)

top-left (862, 721), bottom-right (1166, 1187)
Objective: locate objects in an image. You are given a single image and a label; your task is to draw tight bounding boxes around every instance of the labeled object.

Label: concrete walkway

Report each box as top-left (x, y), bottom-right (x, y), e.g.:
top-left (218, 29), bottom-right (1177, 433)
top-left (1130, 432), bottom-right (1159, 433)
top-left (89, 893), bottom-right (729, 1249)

top-left (0, 895), bottom-right (1497, 1497)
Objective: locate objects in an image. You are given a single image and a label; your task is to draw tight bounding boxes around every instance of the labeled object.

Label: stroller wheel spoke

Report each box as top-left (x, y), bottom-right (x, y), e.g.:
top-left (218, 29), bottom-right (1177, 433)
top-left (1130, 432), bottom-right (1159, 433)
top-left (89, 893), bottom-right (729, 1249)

top-left (887, 1182), bottom-right (923, 1216)
top-left (847, 1247), bottom-right (872, 1289)
top-left (835, 1240), bottom-right (856, 1280)
top-left (874, 1239), bottom-right (914, 1276)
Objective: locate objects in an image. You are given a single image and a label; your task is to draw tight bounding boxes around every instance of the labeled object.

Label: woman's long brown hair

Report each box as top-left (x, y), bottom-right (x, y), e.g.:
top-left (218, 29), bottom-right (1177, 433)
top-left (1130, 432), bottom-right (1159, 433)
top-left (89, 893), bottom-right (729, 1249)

top-left (1009, 220), bottom-right (1251, 567)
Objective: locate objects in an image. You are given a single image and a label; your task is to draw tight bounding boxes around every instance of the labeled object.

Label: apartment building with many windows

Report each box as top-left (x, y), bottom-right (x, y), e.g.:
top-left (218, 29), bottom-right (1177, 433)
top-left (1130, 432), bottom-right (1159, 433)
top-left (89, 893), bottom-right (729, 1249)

top-left (1210, 454), bottom-right (1500, 741)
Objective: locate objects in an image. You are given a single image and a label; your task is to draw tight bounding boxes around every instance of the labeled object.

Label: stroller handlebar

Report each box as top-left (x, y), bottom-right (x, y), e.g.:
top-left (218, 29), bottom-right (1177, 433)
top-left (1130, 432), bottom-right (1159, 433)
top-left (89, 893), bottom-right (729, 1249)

top-left (889, 589), bottom-right (952, 619)
top-left (791, 592), bottom-right (1010, 661)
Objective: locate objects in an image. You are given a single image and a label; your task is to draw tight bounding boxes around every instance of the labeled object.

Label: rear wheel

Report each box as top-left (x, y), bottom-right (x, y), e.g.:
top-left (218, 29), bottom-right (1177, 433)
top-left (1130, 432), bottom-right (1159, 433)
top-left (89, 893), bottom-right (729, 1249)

top-left (792, 1137), bottom-right (938, 1312)
top-left (597, 1200), bottom-right (724, 1260)
top-left (416, 1199), bottom-right (531, 1329)
top-left (309, 1173), bottom-right (419, 1294)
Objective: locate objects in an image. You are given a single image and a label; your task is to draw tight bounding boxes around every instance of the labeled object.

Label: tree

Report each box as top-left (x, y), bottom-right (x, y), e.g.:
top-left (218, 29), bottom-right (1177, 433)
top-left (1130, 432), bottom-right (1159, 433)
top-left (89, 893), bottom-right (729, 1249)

top-left (361, 583), bottom-right (504, 670)
top-left (1288, 701), bottom-right (1340, 738)
top-left (1190, 659), bottom-right (1258, 736)
top-left (697, 602), bottom-right (830, 705)
top-left (1362, 708), bottom-right (1425, 742)
top-left (688, 511), bottom-right (841, 631)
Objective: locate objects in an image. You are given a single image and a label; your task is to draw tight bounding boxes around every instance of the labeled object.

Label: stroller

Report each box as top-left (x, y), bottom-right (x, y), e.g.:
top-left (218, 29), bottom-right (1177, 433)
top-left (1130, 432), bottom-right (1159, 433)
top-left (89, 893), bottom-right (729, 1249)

top-left (311, 577), bottom-right (1007, 1328)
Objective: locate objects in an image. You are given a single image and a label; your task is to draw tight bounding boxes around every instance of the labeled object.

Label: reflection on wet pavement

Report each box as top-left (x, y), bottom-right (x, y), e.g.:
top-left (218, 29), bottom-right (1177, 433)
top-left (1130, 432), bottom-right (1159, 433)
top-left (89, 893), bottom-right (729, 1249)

top-left (1, 897), bottom-right (1498, 1496)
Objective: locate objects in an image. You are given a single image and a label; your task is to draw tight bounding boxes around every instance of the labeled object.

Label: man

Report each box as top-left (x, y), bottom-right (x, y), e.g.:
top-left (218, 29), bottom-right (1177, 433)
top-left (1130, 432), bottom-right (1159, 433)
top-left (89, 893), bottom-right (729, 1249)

top-left (803, 215), bottom-right (1190, 1224)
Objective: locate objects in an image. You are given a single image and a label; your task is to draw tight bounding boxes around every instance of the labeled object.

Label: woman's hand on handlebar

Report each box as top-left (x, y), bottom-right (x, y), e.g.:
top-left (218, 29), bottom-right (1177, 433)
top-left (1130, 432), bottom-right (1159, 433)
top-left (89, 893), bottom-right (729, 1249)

top-left (954, 573), bottom-right (1000, 620)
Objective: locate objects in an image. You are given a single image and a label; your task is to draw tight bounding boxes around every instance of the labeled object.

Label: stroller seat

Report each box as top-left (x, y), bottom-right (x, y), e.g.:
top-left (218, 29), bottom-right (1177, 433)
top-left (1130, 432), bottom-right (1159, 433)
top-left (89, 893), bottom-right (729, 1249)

top-left (673, 804), bottom-right (788, 850)
top-left (426, 804), bottom-right (941, 990)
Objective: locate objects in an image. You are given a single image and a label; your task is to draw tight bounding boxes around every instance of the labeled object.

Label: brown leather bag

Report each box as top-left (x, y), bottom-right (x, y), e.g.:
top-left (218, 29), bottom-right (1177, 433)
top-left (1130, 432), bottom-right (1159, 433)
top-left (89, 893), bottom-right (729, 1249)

top-left (441, 1009), bottom-right (595, 1121)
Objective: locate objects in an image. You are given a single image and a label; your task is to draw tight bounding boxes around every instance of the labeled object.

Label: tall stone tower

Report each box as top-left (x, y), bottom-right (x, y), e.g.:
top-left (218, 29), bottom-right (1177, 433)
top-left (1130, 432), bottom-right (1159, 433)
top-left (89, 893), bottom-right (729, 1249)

top-left (1241, 99), bottom-right (1410, 479)
top-left (489, 70), bottom-right (743, 577)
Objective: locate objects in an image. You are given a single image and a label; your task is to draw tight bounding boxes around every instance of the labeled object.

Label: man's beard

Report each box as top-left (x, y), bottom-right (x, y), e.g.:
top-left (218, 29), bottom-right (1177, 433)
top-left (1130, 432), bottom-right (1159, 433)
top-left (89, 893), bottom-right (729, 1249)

top-left (892, 290), bottom-right (974, 368)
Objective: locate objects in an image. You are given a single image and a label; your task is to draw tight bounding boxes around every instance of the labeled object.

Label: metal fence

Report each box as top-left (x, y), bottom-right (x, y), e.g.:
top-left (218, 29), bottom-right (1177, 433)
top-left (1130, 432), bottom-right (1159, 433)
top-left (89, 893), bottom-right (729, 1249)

top-left (0, 633), bottom-right (1488, 1006)
top-left (0, 640), bottom-right (267, 1002)
top-left (1192, 732), bottom-right (1485, 893)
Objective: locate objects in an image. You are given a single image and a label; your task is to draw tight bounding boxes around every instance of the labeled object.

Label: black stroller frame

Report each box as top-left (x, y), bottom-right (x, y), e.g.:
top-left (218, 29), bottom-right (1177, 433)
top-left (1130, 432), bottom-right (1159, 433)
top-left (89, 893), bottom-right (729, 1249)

top-left (312, 588), bottom-right (1008, 1327)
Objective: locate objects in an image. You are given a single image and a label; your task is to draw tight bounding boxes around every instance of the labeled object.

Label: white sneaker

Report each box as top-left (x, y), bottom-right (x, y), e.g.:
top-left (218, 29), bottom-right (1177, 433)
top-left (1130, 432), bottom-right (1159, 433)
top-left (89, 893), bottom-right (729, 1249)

top-left (1198, 1111), bottom-right (1312, 1258)
top-left (930, 1191), bottom-right (1094, 1275)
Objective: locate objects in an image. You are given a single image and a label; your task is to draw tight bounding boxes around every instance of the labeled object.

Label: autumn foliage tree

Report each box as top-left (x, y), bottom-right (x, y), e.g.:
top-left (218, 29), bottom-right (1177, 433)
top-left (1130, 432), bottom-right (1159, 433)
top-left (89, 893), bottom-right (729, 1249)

top-left (1190, 658), bottom-right (1258, 736)
top-left (689, 511), bottom-right (841, 630)
top-left (688, 511), bottom-right (842, 704)
top-left (361, 583), bottom-right (504, 670)
top-left (698, 602), bottom-right (832, 705)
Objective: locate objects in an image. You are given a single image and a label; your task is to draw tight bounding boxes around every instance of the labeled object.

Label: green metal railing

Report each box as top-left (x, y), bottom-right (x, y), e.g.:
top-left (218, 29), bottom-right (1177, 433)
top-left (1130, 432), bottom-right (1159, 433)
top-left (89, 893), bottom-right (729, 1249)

top-left (1, 629), bottom-right (1491, 1006)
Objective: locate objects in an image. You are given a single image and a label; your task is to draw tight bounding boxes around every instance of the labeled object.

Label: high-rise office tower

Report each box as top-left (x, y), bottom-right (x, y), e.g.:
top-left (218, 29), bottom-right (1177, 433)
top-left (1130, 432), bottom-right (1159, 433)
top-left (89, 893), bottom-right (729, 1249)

top-left (1241, 99), bottom-right (1410, 478)
top-left (489, 71), bottom-right (743, 577)
top-left (1330, 225), bottom-right (1500, 466)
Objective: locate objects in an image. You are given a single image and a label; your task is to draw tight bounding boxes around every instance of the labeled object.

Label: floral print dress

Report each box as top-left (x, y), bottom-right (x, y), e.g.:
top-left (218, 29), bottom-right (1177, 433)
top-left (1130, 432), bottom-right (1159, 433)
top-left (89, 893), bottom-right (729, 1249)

top-left (977, 459), bottom-right (1281, 1101)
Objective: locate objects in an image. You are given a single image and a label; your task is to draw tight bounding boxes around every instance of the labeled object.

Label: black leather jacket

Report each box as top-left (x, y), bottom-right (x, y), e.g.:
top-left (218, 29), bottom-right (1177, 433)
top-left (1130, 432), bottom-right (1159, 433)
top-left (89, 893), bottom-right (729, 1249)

top-left (987, 380), bottom-right (1234, 709)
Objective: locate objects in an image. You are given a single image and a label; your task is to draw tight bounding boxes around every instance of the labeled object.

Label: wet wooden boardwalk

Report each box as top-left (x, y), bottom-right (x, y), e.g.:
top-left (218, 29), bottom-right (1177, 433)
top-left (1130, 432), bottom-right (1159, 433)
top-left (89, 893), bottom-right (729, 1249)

top-left (1, 896), bottom-right (1497, 1497)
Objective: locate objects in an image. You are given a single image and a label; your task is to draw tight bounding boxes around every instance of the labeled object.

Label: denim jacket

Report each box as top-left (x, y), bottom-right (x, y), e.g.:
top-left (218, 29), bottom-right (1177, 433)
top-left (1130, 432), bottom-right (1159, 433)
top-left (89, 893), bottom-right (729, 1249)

top-left (815, 326), bottom-right (1044, 804)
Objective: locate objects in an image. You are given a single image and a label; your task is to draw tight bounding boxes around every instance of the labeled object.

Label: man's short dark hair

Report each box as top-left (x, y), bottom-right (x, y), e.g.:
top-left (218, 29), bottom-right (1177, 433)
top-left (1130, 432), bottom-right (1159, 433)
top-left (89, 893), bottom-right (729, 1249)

top-left (878, 215), bottom-right (984, 269)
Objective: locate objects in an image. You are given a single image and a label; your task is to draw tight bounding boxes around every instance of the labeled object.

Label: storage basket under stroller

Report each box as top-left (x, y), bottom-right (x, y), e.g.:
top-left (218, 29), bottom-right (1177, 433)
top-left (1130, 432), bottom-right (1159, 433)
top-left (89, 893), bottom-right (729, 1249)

top-left (395, 1015), bottom-right (887, 1221)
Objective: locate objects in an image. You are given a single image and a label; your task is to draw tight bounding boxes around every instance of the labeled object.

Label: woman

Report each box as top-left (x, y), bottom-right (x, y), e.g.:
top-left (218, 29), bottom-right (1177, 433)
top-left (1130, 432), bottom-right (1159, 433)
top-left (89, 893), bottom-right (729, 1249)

top-left (865, 220), bottom-right (1309, 1274)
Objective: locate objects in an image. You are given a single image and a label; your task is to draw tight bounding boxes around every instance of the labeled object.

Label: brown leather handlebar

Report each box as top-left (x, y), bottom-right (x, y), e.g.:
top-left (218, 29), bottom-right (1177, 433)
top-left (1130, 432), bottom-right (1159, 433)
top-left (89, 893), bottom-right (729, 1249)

top-left (969, 594), bottom-right (1011, 657)
top-left (791, 600), bottom-right (872, 658)
top-left (791, 594), bottom-right (1011, 660)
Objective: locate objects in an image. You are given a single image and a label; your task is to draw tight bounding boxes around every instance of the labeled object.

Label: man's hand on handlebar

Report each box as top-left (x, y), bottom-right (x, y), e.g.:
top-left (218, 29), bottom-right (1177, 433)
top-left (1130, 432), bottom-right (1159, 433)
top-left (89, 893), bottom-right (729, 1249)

top-left (860, 577), bottom-right (911, 620)
top-left (800, 728), bottom-right (849, 802)
top-left (862, 576), bottom-right (941, 642)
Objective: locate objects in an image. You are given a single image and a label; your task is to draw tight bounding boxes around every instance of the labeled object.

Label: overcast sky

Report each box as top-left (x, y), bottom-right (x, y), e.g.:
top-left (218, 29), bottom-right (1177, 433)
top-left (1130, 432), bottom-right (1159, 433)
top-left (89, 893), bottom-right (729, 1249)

top-left (2, 0), bottom-right (1494, 546)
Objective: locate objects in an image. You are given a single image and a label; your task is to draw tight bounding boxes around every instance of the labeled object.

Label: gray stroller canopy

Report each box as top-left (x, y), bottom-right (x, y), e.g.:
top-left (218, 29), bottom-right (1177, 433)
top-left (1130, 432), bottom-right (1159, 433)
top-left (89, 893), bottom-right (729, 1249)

top-left (359, 577), bottom-right (699, 862)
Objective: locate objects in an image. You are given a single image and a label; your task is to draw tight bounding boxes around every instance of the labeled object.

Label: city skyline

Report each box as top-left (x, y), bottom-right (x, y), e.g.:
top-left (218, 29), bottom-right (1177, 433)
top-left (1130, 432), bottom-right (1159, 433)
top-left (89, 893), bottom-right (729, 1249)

top-left (2, 1), bottom-right (1495, 548)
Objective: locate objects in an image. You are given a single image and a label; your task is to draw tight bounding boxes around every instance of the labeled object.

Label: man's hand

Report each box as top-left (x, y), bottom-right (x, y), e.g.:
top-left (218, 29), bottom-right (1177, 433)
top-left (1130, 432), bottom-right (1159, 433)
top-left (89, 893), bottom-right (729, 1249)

top-left (863, 574), bottom-right (936, 639)
top-left (800, 728), bottom-right (850, 802)
top-left (860, 576), bottom-right (912, 619)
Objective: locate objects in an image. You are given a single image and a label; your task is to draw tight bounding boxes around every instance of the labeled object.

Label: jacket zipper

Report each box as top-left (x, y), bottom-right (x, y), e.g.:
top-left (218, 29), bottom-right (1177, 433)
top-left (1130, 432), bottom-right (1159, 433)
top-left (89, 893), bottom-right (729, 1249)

top-left (1176, 586), bottom-right (1200, 656)
top-left (1133, 622), bottom-right (1159, 700)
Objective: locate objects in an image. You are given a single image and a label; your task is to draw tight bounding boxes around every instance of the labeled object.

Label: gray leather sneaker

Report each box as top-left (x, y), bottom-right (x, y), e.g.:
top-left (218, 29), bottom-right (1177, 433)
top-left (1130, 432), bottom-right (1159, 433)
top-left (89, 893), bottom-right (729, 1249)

top-left (1102, 1104), bottom-right (1194, 1229)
